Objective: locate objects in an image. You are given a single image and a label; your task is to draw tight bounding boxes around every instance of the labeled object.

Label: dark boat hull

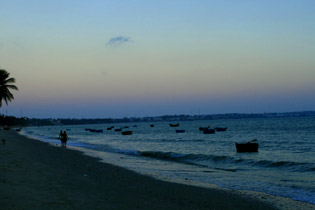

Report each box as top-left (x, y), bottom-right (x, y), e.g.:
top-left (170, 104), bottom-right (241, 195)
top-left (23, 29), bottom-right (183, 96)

top-left (235, 143), bottom-right (258, 152)
top-left (122, 131), bottom-right (132, 135)
top-left (215, 127), bottom-right (227, 132)
top-left (203, 129), bottom-right (215, 134)
top-left (199, 126), bottom-right (210, 131)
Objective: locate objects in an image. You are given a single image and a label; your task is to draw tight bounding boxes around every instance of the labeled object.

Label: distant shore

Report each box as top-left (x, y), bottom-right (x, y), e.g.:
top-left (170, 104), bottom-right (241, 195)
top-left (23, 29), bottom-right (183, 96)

top-left (1, 110), bottom-right (315, 127)
top-left (1, 129), bottom-right (314, 210)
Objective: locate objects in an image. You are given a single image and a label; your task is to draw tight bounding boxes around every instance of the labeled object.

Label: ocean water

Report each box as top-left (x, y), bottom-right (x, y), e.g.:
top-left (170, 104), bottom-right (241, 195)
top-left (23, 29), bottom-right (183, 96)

top-left (21, 117), bottom-right (315, 204)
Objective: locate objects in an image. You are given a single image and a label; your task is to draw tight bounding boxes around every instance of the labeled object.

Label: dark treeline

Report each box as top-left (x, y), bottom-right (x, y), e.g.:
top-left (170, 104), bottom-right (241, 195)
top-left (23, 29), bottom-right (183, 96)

top-left (0, 115), bottom-right (54, 126)
top-left (1, 111), bottom-right (315, 127)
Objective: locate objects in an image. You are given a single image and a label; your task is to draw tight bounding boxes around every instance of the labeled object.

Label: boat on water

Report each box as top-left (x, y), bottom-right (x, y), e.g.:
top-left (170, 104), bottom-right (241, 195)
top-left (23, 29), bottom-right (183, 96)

top-left (107, 126), bottom-right (114, 130)
top-left (122, 131), bottom-right (132, 135)
top-left (215, 127), bottom-right (227, 132)
top-left (175, 129), bottom-right (185, 133)
top-left (203, 128), bottom-right (215, 134)
top-left (169, 123), bottom-right (179, 127)
top-left (85, 128), bottom-right (103, 133)
top-left (235, 139), bottom-right (259, 152)
top-left (150, 124), bottom-right (155, 127)
top-left (199, 126), bottom-right (210, 131)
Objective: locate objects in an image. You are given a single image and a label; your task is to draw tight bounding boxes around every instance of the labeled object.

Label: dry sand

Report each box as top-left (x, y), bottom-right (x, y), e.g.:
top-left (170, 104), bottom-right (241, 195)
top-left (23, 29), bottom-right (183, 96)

top-left (0, 129), bottom-right (313, 210)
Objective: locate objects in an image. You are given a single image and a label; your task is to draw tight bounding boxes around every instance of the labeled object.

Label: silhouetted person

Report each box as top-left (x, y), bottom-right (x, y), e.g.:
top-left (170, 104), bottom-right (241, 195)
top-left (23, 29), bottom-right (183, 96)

top-left (61, 131), bottom-right (68, 148)
top-left (59, 130), bottom-right (63, 139)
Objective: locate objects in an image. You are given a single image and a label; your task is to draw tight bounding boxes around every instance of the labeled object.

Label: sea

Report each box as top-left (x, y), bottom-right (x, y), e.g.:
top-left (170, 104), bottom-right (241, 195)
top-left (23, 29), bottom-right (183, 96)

top-left (20, 116), bottom-right (315, 205)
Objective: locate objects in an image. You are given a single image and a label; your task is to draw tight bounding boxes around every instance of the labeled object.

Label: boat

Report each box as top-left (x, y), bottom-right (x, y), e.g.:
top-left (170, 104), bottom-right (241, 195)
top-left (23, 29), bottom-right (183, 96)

top-left (169, 123), bottom-right (179, 127)
top-left (150, 124), bottom-right (155, 127)
top-left (235, 139), bottom-right (258, 152)
top-left (87, 129), bottom-right (103, 133)
top-left (115, 128), bottom-right (122, 132)
top-left (86, 128), bottom-right (102, 132)
top-left (199, 126), bottom-right (210, 131)
top-left (203, 128), bottom-right (215, 134)
top-left (175, 129), bottom-right (185, 133)
top-left (122, 131), bottom-right (132, 135)
top-left (215, 127), bottom-right (227, 132)
top-left (107, 126), bottom-right (114, 130)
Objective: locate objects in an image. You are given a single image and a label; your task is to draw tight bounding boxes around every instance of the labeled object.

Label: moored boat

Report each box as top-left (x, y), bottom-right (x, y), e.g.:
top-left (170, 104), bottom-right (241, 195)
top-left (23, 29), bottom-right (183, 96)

top-left (169, 123), bottom-right (179, 127)
top-left (203, 128), bottom-right (215, 134)
top-left (235, 139), bottom-right (258, 152)
top-left (122, 131), bottom-right (132, 135)
top-left (215, 127), bottom-right (227, 132)
top-left (199, 126), bottom-right (210, 131)
top-left (85, 128), bottom-right (103, 133)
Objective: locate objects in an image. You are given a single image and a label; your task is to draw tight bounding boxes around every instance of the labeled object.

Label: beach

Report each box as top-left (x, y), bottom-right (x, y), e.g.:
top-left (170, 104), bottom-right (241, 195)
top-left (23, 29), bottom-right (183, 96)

top-left (0, 129), bottom-right (313, 210)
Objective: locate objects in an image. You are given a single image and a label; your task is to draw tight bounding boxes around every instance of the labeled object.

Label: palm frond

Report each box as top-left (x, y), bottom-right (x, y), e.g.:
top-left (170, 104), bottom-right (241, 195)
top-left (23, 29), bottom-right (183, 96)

top-left (4, 85), bottom-right (18, 91)
top-left (0, 69), bottom-right (18, 107)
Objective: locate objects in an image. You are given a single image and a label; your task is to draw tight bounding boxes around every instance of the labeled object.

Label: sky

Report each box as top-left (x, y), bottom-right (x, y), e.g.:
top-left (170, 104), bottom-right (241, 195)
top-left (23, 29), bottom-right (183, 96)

top-left (1, 0), bottom-right (315, 118)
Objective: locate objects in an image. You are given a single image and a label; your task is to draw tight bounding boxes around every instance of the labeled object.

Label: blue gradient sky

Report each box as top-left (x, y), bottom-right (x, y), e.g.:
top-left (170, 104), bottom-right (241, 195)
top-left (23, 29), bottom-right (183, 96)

top-left (1, 0), bottom-right (315, 118)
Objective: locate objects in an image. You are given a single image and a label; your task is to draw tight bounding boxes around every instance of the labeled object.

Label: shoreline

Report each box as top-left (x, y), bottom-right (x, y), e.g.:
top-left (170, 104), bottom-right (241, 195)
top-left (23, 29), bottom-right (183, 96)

top-left (1, 129), bottom-right (313, 210)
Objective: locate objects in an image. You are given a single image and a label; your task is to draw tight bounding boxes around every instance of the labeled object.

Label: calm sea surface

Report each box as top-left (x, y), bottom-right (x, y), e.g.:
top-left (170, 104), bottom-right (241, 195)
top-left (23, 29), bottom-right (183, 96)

top-left (21, 117), bottom-right (315, 204)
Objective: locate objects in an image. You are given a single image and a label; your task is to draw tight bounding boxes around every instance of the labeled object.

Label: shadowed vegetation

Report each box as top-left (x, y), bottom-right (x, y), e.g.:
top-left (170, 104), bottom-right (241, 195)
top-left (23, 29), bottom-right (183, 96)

top-left (0, 68), bottom-right (18, 107)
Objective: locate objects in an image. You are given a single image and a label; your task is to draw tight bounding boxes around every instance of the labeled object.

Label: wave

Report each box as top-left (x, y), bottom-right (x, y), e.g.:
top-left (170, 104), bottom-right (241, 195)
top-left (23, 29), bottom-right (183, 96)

top-left (251, 160), bottom-right (315, 172)
top-left (138, 151), bottom-right (235, 163)
top-left (113, 149), bottom-right (315, 173)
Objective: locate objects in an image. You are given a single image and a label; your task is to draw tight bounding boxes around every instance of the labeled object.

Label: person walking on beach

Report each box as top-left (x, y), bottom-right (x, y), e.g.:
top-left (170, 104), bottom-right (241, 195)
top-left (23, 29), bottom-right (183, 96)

top-left (59, 130), bottom-right (63, 140)
top-left (61, 131), bottom-right (68, 148)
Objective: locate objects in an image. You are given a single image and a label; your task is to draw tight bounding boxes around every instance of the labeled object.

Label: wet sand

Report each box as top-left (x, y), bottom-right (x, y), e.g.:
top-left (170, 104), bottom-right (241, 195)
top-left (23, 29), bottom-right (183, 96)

top-left (0, 129), bottom-right (313, 210)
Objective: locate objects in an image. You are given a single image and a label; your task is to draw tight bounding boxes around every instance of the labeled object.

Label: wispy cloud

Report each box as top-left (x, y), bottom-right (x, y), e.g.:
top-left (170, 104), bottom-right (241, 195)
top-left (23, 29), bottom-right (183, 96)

top-left (106, 36), bottom-right (132, 47)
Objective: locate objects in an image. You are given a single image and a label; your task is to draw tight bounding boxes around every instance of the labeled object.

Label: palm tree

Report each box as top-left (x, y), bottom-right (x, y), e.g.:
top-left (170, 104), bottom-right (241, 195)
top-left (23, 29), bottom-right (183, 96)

top-left (0, 69), bottom-right (18, 107)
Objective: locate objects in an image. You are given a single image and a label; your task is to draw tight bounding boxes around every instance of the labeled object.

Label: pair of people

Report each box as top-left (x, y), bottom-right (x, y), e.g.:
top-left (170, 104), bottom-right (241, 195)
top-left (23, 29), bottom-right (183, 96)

top-left (59, 130), bottom-right (68, 148)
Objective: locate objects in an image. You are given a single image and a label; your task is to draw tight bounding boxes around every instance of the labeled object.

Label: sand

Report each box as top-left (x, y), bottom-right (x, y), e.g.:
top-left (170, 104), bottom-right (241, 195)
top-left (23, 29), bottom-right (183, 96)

top-left (0, 129), bottom-right (313, 210)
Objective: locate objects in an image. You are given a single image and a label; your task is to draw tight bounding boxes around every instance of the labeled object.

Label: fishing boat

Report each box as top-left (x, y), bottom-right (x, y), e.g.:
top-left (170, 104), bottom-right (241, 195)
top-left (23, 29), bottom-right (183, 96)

top-left (169, 123), bottom-right (179, 127)
top-left (215, 127), bottom-right (227, 132)
top-left (85, 128), bottom-right (103, 133)
top-left (203, 128), bottom-right (215, 134)
top-left (199, 126), bottom-right (210, 131)
top-left (235, 139), bottom-right (259, 152)
top-left (122, 131), bottom-right (132, 135)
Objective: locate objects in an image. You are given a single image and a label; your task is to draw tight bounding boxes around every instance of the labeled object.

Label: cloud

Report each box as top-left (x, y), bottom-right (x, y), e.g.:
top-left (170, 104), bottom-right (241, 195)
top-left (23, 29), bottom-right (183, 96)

top-left (106, 36), bottom-right (132, 47)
